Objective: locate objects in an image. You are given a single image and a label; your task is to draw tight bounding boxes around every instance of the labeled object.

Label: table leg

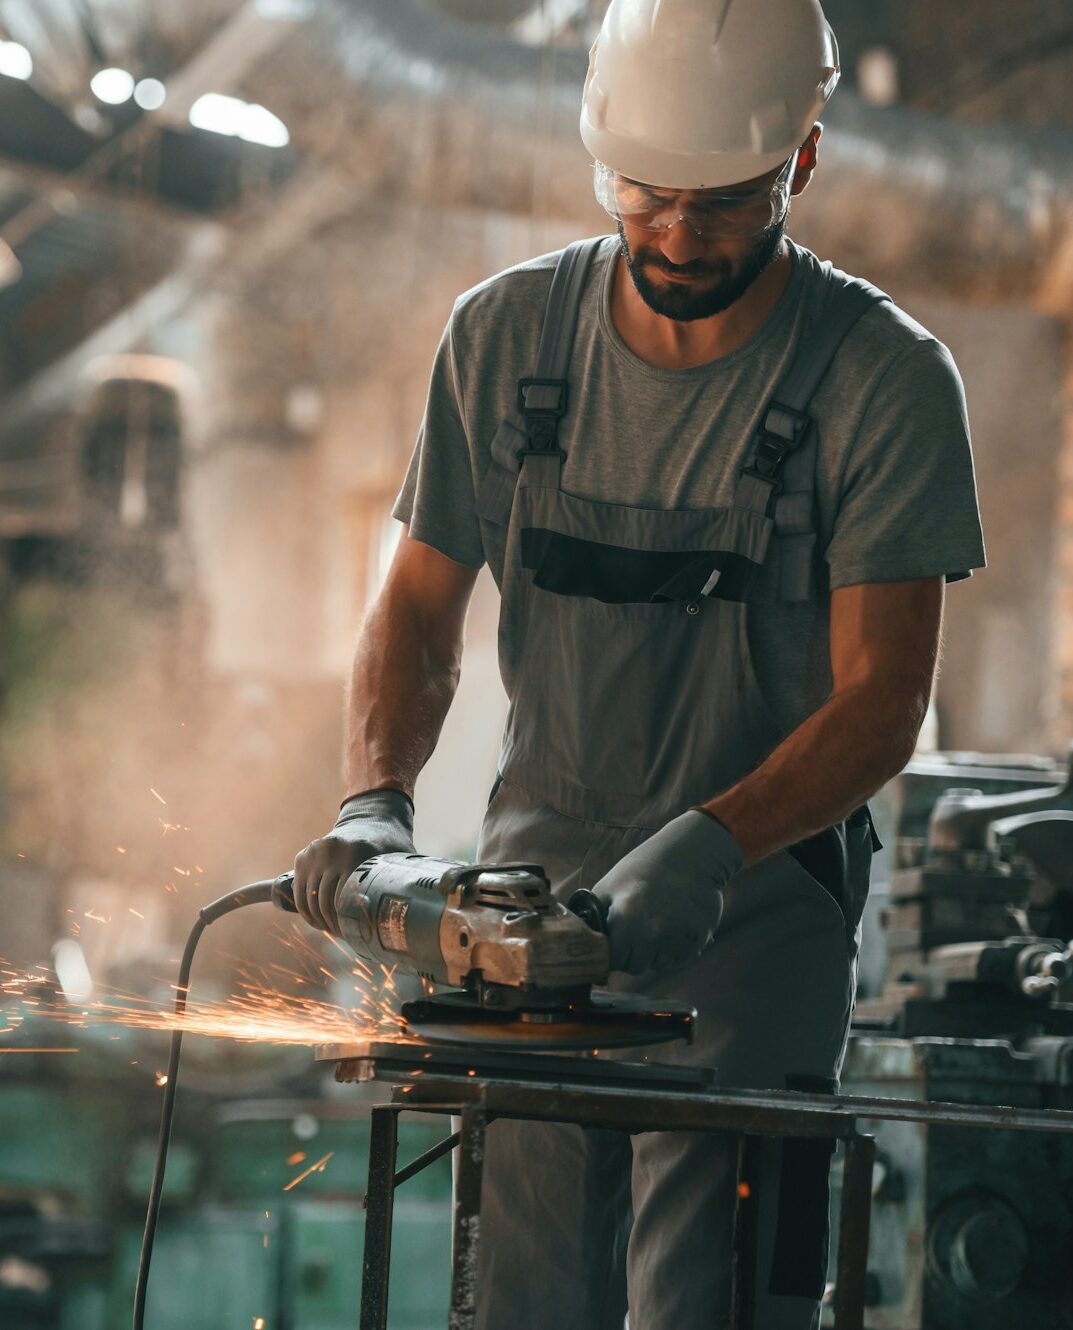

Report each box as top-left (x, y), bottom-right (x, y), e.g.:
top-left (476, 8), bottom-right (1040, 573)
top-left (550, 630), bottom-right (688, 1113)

top-left (832, 1130), bottom-right (875, 1330)
top-left (448, 1101), bottom-right (487, 1330)
top-left (730, 1133), bottom-right (760, 1330)
top-left (360, 1106), bottom-right (399, 1330)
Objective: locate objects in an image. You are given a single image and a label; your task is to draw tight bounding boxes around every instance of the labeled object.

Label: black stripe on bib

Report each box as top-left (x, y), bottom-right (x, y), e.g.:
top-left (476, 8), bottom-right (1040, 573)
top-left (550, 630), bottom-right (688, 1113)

top-left (520, 527), bottom-right (761, 604)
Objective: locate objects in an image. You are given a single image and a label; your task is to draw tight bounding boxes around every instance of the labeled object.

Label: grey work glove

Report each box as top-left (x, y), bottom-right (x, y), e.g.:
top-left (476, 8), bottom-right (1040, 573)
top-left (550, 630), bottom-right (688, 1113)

top-left (593, 810), bottom-right (743, 975)
top-left (293, 789), bottom-right (415, 934)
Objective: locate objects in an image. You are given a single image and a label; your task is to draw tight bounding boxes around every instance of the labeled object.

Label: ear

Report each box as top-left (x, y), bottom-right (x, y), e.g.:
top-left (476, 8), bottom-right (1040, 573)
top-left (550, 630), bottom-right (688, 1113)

top-left (791, 124), bottom-right (822, 196)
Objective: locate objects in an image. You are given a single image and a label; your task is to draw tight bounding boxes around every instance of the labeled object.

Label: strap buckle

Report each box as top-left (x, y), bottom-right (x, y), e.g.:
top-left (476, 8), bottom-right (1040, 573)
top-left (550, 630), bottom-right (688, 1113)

top-left (517, 377), bottom-right (569, 457)
top-left (521, 375), bottom-right (571, 414)
top-left (741, 402), bottom-right (811, 490)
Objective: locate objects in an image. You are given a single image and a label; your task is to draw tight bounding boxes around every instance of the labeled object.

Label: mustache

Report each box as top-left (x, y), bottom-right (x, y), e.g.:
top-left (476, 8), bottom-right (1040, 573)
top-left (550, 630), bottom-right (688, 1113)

top-left (638, 251), bottom-right (728, 278)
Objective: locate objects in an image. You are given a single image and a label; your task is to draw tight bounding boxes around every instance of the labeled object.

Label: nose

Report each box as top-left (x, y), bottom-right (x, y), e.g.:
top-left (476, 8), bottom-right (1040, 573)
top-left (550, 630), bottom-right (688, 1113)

top-left (658, 217), bottom-right (706, 266)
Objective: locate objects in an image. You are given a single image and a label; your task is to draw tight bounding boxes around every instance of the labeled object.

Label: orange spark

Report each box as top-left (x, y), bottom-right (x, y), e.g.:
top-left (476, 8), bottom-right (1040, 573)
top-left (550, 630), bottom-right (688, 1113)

top-left (286, 1151), bottom-right (306, 1166)
top-left (282, 1151), bottom-right (335, 1192)
top-left (150, 788), bottom-right (167, 805)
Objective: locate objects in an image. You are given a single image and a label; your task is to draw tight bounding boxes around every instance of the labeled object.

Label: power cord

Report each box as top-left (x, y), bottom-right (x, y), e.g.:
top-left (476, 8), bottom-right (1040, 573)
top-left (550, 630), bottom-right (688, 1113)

top-left (133, 876), bottom-right (296, 1330)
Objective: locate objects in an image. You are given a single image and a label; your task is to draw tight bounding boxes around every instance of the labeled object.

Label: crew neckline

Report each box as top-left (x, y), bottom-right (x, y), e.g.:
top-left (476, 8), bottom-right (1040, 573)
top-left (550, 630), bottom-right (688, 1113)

top-left (596, 234), bottom-right (805, 380)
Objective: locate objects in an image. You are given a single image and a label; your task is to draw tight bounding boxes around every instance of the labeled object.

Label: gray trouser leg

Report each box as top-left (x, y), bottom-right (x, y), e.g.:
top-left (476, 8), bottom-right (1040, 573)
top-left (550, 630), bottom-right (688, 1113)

top-left (474, 1118), bottom-right (632, 1330)
top-left (629, 1131), bottom-right (823, 1330)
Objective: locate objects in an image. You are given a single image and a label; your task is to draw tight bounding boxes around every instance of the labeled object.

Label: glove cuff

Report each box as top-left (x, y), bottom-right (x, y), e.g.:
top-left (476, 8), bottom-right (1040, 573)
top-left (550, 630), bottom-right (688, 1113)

top-left (679, 807), bottom-right (744, 879)
top-left (336, 787), bottom-right (415, 833)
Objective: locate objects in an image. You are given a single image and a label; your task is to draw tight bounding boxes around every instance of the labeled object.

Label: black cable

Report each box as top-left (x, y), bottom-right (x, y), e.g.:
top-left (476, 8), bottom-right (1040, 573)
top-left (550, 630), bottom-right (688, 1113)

top-left (132, 878), bottom-right (289, 1330)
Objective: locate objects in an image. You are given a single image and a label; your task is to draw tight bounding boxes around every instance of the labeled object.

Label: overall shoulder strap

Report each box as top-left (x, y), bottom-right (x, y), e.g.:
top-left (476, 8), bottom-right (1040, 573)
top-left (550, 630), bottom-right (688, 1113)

top-left (735, 276), bottom-right (889, 518)
top-left (516, 237), bottom-right (603, 469)
top-left (475, 238), bottom-right (604, 524)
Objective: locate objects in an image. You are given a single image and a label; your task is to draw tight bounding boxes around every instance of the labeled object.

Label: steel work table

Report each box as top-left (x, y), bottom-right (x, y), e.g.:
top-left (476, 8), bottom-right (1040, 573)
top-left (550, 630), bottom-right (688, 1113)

top-left (322, 1041), bottom-right (1073, 1330)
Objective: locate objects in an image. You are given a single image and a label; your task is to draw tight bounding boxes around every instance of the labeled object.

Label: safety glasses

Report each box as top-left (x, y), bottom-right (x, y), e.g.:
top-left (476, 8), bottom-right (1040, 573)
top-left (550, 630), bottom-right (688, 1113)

top-left (593, 152), bottom-right (798, 238)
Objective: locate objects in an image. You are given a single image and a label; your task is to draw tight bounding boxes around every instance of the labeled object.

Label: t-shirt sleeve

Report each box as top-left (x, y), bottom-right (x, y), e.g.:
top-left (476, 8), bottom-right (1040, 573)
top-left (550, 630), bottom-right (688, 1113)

top-left (825, 337), bottom-right (986, 589)
top-left (391, 310), bottom-right (486, 569)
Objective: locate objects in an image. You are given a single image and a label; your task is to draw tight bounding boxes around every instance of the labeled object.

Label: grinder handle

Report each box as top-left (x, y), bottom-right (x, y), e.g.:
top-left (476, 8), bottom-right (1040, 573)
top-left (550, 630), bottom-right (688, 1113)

top-left (567, 888), bottom-right (609, 935)
top-left (272, 871), bottom-right (298, 913)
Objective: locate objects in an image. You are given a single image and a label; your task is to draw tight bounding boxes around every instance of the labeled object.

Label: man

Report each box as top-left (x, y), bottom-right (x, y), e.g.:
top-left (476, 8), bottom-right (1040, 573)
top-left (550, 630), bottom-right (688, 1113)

top-left (293, 0), bottom-right (985, 1326)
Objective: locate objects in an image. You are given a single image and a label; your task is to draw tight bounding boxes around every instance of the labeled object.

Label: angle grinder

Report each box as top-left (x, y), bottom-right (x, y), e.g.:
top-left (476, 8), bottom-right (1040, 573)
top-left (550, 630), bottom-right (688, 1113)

top-left (132, 854), bottom-right (694, 1329)
top-left (272, 853), bottom-right (695, 1049)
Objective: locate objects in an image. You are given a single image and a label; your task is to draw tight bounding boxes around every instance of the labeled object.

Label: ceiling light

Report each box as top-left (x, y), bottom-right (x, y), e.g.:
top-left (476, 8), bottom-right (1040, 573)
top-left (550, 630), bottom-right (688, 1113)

top-left (189, 92), bottom-right (246, 136)
top-left (189, 92), bottom-right (290, 148)
top-left (134, 77), bottom-right (166, 111)
top-left (240, 103), bottom-right (289, 148)
top-left (0, 40), bottom-right (32, 81)
top-left (91, 67), bottom-right (135, 105)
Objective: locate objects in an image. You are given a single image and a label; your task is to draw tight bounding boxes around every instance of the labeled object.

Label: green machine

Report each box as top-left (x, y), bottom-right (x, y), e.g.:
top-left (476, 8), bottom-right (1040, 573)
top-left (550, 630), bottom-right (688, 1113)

top-left (0, 1011), bottom-right (453, 1329)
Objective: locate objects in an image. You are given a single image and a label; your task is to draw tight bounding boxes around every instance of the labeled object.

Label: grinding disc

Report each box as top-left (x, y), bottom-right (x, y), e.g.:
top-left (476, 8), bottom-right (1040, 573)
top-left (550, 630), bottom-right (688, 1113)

top-left (400, 991), bottom-right (695, 1049)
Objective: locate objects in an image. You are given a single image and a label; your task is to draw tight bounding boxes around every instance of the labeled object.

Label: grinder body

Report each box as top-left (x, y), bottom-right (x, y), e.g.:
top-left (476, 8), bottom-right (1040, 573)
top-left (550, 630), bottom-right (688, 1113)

top-left (334, 853), bottom-right (610, 999)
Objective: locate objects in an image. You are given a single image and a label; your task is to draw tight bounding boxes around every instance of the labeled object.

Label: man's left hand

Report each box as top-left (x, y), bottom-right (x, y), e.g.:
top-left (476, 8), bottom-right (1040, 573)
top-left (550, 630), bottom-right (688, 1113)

top-left (592, 810), bottom-right (744, 975)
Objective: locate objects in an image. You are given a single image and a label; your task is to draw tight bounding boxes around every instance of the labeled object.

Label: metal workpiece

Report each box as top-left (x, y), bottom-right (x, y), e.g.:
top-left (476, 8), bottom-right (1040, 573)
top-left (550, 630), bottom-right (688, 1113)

top-left (330, 1042), bottom-right (1073, 1137)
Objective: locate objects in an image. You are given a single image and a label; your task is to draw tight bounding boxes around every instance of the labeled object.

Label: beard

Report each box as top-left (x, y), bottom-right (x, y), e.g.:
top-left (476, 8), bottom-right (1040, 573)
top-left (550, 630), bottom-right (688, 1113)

top-left (616, 216), bottom-right (787, 323)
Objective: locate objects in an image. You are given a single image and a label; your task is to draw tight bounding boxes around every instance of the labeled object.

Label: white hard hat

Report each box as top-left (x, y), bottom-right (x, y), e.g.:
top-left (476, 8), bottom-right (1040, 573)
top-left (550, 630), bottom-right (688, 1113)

top-left (580, 0), bottom-right (840, 190)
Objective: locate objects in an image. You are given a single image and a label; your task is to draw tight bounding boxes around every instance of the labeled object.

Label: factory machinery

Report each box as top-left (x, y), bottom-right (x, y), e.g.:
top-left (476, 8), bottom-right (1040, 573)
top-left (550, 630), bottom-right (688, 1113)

top-left (835, 752), bottom-right (1073, 1330)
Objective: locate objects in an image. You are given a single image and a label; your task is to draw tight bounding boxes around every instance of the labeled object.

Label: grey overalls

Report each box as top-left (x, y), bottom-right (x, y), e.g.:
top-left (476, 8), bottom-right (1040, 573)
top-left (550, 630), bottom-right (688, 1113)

top-left (472, 238), bottom-right (884, 1330)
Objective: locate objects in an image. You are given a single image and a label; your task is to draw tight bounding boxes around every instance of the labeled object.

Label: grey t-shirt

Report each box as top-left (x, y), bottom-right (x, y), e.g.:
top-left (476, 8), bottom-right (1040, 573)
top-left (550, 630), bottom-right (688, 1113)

top-left (393, 237), bottom-right (986, 733)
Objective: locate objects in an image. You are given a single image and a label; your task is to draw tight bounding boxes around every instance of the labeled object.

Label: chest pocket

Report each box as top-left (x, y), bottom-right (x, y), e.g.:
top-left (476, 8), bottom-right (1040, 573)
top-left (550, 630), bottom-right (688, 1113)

top-left (517, 484), bottom-right (773, 607)
top-left (478, 416), bottom-right (816, 607)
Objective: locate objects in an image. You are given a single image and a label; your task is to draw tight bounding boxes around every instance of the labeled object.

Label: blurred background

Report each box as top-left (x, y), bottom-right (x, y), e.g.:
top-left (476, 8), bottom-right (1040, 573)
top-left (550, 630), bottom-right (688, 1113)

top-left (1, 2), bottom-right (1073, 1328)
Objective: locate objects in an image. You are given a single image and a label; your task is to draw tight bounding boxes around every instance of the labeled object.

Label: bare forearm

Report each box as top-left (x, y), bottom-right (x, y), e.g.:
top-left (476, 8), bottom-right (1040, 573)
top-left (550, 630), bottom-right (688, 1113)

top-left (703, 682), bottom-right (925, 864)
top-left (342, 590), bottom-right (463, 801)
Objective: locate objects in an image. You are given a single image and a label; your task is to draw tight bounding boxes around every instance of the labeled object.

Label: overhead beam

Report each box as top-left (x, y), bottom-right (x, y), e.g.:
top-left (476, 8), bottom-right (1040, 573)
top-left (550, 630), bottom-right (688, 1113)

top-left (0, 149), bottom-right (204, 228)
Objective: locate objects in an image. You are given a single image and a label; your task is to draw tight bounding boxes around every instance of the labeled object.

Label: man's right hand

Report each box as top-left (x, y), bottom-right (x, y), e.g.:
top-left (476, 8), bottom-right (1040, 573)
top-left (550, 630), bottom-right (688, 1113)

top-left (292, 788), bottom-right (416, 933)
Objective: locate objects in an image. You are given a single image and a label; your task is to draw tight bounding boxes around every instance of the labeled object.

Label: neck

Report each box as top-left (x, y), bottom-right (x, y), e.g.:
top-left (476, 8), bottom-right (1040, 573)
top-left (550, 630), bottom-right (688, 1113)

top-left (610, 240), bottom-right (793, 370)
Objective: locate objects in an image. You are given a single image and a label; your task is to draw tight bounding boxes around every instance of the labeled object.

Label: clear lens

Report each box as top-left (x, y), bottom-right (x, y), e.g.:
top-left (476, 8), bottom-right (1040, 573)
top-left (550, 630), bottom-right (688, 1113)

top-left (593, 156), bottom-right (796, 238)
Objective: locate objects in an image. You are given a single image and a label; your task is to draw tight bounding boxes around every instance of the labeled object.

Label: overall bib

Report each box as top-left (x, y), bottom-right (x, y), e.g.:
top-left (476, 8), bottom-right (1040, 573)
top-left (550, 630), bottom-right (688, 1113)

top-left (471, 239), bottom-right (884, 1330)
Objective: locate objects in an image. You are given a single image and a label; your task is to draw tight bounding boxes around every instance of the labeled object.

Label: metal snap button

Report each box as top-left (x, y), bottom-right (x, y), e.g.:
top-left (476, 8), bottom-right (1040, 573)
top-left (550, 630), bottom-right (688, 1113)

top-left (685, 601), bottom-right (700, 616)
